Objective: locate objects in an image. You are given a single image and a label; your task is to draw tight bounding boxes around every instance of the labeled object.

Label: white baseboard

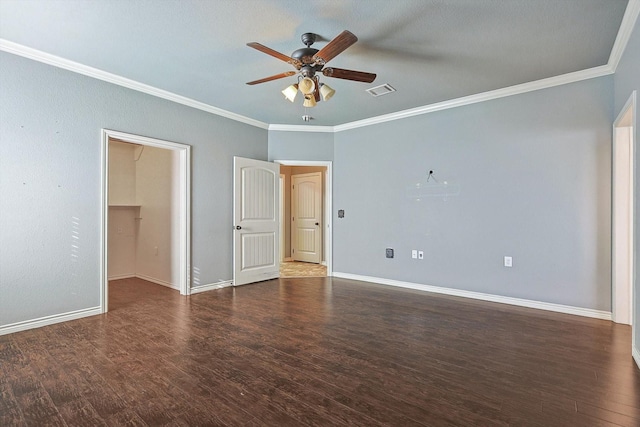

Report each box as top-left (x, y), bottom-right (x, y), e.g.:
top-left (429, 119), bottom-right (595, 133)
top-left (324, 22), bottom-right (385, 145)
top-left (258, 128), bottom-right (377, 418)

top-left (332, 272), bottom-right (612, 321)
top-left (190, 280), bottom-right (234, 294)
top-left (633, 346), bottom-right (640, 370)
top-left (135, 274), bottom-right (179, 290)
top-left (108, 274), bottom-right (135, 281)
top-left (0, 306), bottom-right (102, 336)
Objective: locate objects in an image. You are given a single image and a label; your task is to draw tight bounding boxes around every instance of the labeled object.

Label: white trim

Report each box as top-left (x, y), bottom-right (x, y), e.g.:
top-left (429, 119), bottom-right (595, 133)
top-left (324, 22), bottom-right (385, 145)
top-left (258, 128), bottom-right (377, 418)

top-left (609, 0), bottom-right (640, 72)
top-left (135, 274), bottom-right (179, 291)
top-left (333, 65), bottom-right (614, 132)
top-left (612, 91), bottom-right (636, 326)
top-left (101, 129), bottom-right (191, 315)
top-left (107, 274), bottom-right (136, 281)
top-left (275, 160), bottom-right (333, 276)
top-left (2, 29), bottom-right (628, 137)
top-left (3, 0), bottom-right (638, 135)
top-left (0, 307), bottom-right (102, 336)
top-left (190, 280), bottom-right (234, 294)
top-left (269, 124), bottom-right (335, 133)
top-left (3, 5), bottom-right (636, 136)
top-left (0, 39), bottom-right (268, 130)
top-left (100, 133), bottom-right (109, 313)
top-left (633, 346), bottom-right (640, 370)
top-left (332, 272), bottom-right (612, 320)
top-left (268, 66), bottom-right (614, 133)
top-left (279, 174), bottom-right (285, 262)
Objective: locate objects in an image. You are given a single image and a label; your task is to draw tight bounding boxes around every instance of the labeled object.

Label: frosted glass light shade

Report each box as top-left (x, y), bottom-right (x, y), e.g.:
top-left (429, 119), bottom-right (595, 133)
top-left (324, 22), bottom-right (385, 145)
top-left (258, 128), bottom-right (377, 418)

top-left (282, 84), bottom-right (298, 102)
top-left (320, 83), bottom-right (335, 101)
top-left (299, 77), bottom-right (316, 95)
top-left (302, 95), bottom-right (317, 107)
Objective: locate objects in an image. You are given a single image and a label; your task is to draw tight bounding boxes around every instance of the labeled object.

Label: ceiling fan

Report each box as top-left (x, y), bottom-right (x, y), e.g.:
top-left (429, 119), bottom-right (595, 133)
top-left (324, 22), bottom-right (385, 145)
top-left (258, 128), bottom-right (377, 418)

top-left (246, 30), bottom-right (377, 108)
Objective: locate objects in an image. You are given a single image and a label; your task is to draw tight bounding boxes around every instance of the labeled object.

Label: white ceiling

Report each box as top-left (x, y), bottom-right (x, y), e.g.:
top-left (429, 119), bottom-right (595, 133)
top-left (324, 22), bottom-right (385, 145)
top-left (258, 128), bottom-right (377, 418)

top-left (0, 0), bottom-right (633, 127)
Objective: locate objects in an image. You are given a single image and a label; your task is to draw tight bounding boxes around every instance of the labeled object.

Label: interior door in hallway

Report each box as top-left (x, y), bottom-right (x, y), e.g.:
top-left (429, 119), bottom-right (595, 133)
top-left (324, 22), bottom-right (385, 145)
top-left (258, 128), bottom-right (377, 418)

top-left (291, 172), bottom-right (322, 264)
top-left (233, 157), bottom-right (280, 286)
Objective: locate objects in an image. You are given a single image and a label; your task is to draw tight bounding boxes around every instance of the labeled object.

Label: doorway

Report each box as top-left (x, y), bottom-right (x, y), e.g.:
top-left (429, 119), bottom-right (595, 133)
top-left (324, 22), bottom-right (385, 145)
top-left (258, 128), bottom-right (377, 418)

top-left (612, 91), bottom-right (636, 328)
top-left (101, 129), bottom-right (191, 313)
top-left (276, 160), bottom-right (332, 278)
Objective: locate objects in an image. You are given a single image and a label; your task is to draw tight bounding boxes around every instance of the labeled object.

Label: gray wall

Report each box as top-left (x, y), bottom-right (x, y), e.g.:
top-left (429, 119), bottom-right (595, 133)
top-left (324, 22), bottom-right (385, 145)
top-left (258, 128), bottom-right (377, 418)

top-left (332, 76), bottom-right (613, 311)
top-left (0, 52), bottom-right (267, 327)
top-left (613, 20), bottom-right (640, 352)
top-left (268, 130), bottom-right (334, 161)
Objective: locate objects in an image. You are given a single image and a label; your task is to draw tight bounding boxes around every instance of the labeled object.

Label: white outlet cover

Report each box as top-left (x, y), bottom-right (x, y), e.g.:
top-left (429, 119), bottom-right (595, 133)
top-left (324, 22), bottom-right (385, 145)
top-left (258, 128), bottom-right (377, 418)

top-left (418, 251), bottom-right (424, 259)
top-left (504, 256), bottom-right (513, 267)
top-left (411, 250), bottom-right (418, 259)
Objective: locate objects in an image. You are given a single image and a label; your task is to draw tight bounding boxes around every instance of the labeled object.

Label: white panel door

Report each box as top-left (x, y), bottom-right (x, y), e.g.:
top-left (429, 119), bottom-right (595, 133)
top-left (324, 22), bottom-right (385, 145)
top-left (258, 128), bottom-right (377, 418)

top-left (233, 157), bottom-right (280, 286)
top-left (291, 172), bottom-right (322, 263)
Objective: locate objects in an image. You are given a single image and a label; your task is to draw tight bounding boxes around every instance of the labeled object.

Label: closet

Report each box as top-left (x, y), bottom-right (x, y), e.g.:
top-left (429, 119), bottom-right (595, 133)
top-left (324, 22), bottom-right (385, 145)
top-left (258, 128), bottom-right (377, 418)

top-left (107, 140), bottom-right (180, 290)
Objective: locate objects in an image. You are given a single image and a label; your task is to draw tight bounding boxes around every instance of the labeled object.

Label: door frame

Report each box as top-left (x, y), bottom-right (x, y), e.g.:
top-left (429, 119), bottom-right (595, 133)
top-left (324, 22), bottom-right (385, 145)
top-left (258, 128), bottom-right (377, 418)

top-left (279, 174), bottom-right (285, 262)
top-left (100, 129), bottom-right (191, 313)
top-left (275, 160), bottom-right (332, 276)
top-left (611, 91), bottom-right (636, 332)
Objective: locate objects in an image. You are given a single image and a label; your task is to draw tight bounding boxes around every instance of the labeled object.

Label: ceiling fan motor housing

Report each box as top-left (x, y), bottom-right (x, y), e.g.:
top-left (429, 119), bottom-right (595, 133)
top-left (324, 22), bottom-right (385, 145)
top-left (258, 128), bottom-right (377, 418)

top-left (300, 64), bottom-right (321, 78)
top-left (292, 47), bottom-right (319, 66)
top-left (300, 32), bottom-right (317, 47)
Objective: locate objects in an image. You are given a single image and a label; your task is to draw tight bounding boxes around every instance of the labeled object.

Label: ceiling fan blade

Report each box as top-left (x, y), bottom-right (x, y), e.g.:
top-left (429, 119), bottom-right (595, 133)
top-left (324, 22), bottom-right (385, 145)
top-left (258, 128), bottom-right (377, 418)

top-left (246, 71), bottom-right (297, 85)
top-left (247, 42), bottom-right (301, 68)
top-left (322, 67), bottom-right (377, 83)
top-left (313, 30), bottom-right (358, 65)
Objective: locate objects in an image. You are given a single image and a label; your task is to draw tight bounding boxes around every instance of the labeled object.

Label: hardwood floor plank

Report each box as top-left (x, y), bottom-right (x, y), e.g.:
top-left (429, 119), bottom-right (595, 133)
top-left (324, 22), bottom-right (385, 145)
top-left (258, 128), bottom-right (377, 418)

top-left (57, 399), bottom-right (107, 427)
top-left (1, 277), bottom-right (639, 426)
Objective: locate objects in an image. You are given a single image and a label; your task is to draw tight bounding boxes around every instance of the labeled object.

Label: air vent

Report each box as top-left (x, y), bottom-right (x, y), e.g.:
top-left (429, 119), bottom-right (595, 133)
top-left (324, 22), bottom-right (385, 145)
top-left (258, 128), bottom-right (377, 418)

top-left (366, 84), bottom-right (396, 97)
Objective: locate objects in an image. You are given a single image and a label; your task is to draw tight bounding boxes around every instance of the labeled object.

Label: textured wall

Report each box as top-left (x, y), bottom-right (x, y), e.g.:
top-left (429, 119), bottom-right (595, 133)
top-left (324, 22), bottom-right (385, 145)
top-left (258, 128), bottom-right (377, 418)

top-left (332, 76), bottom-right (613, 311)
top-left (268, 130), bottom-right (334, 161)
top-left (0, 52), bottom-right (267, 328)
top-left (134, 145), bottom-right (179, 287)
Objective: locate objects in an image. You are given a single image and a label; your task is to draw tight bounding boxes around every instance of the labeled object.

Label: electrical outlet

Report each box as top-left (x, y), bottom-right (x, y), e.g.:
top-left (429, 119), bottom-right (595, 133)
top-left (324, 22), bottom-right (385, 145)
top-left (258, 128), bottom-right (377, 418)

top-left (411, 250), bottom-right (418, 259)
top-left (504, 256), bottom-right (512, 267)
top-left (418, 251), bottom-right (424, 260)
top-left (386, 248), bottom-right (394, 258)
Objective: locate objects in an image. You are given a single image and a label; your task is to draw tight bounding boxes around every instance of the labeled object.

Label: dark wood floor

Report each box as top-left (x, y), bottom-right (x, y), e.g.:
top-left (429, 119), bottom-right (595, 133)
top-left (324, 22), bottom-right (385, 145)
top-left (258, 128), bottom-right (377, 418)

top-left (1, 277), bottom-right (639, 426)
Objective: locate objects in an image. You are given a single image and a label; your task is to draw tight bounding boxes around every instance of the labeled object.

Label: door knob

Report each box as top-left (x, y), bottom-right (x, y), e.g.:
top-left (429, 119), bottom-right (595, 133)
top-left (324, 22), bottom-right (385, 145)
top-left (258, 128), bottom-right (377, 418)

top-left (315, 222), bottom-right (319, 226)
top-left (234, 225), bottom-right (242, 230)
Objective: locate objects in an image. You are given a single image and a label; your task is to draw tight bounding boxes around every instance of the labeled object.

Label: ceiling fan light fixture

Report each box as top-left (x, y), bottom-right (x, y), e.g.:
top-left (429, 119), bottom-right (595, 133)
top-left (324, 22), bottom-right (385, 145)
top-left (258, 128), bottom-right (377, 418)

top-left (302, 95), bottom-right (317, 108)
top-left (320, 83), bottom-right (335, 101)
top-left (282, 83), bottom-right (298, 102)
top-left (299, 77), bottom-right (316, 95)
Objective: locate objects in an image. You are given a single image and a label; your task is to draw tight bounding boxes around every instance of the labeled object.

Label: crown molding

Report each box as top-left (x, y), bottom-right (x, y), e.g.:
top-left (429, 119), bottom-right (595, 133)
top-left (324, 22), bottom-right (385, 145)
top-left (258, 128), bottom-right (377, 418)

top-left (268, 64), bottom-right (615, 134)
top-left (268, 124), bottom-right (335, 132)
top-left (3, 0), bottom-right (638, 136)
top-left (332, 64), bottom-right (614, 132)
top-left (609, 0), bottom-right (640, 72)
top-left (0, 39), bottom-right (269, 130)
top-left (268, 1), bottom-right (640, 134)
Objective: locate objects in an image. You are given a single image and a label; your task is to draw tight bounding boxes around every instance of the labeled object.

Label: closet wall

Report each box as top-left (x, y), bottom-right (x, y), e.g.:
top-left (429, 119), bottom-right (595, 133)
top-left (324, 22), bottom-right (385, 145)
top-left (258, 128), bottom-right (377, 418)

top-left (108, 141), bottom-right (179, 288)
